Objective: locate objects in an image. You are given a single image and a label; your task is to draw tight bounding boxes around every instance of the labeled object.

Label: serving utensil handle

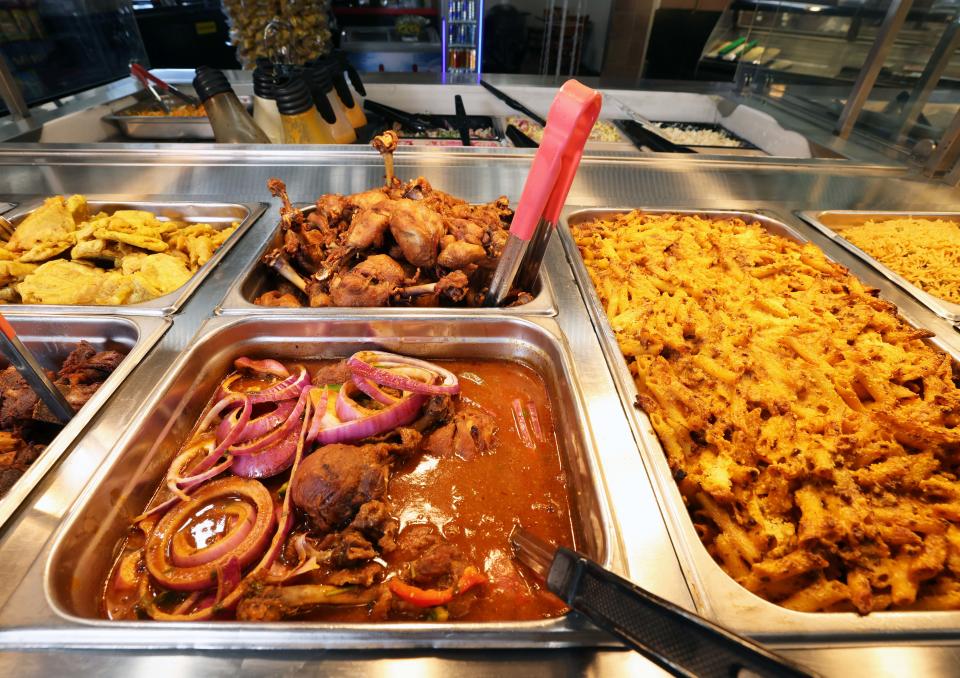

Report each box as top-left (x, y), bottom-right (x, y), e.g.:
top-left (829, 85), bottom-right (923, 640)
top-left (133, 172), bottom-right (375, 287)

top-left (550, 547), bottom-right (815, 678)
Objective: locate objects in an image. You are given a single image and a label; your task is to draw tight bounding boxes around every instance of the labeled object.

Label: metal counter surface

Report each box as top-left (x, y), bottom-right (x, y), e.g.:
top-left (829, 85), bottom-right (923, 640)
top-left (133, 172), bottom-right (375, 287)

top-left (0, 148), bottom-right (957, 675)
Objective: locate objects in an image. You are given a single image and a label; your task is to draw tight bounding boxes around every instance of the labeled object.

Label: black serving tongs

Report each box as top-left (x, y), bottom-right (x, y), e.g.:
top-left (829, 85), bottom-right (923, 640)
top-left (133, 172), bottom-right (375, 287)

top-left (510, 525), bottom-right (816, 678)
top-left (363, 100), bottom-right (429, 134)
top-left (454, 94), bottom-right (471, 147)
top-left (479, 79), bottom-right (546, 126)
top-left (0, 315), bottom-right (73, 423)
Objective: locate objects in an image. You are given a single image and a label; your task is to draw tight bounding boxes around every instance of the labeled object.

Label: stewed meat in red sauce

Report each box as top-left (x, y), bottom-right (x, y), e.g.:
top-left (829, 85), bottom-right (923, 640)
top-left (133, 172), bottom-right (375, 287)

top-left (0, 341), bottom-right (123, 497)
top-left (101, 359), bottom-right (572, 623)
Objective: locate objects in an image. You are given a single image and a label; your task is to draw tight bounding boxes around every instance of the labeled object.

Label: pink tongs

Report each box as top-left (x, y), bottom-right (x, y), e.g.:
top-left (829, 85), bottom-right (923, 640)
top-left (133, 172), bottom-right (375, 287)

top-left (484, 79), bottom-right (601, 307)
top-left (130, 63), bottom-right (200, 110)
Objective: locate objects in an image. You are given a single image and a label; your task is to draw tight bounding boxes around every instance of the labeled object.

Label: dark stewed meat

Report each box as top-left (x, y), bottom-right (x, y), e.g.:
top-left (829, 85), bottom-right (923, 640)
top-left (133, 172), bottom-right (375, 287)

top-left (423, 406), bottom-right (498, 460)
top-left (311, 359), bottom-right (352, 387)
top-left (291, 429), bottom-right (422, 532)
top-left (0, 340), bottom-right (123, 497)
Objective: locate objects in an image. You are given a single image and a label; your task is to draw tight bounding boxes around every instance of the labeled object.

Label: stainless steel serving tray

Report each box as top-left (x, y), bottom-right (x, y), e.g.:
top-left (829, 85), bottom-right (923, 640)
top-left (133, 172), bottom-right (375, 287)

top-left (0, 202), bottom-right (14, 214)
top-left (797, 210), bottom-right (960, 323)
top-left (217, 204), bottom-right (557, 316)
top-left (497, 116), bottom-right (638, 153)
top-left (0, 314), bottom-right (168, 532)
top-left (103, 97), bottom-right (252, 141)
top-left (560, 206), bottom-right (960, 641)
top-left (44, 315), bottom-right (619, 649)
top-left (1, 198), bottom-right (267, 316)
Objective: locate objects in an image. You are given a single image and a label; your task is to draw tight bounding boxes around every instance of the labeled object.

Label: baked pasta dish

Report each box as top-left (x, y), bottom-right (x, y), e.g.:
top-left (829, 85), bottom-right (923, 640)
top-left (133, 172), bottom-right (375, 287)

top-left (836, 217), bottom-right (960, 304)
top-left (573, 210), bottom-right (960, 614)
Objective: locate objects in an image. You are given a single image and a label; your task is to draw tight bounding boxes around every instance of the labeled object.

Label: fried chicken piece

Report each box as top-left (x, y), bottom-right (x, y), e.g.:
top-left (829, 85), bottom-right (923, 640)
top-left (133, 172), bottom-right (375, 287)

top-left (389, 201), bottom-right (445, 268)
top-left (438, 239), bottom-right (486, 269)
top-left (255, 291), bottom-right (302, 307)
top-left (346, 208), bottom-right (392, 250)
top-left (329, 254), bottom-right (405, 307)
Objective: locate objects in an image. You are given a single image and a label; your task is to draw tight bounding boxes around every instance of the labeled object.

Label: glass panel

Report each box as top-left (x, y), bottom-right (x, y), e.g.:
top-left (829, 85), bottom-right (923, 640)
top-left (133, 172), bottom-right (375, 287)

top-left (0, 0), bottom-right (147, 115)
top-left (716, 0), bottom-right (960, 159)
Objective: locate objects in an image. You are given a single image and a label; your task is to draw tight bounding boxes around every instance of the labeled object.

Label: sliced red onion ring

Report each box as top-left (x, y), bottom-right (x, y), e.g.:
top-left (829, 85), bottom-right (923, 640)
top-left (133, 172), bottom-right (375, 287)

top-left (305, 387), bottom-right (330, 443)
top-left (315, 392), bottom-right (426, 445)
top-left (170, 500), bottom-right (256, 568)
top-left (215, 556), bottom-right (242, 603)
top-left (335, 381), bottom-right (384, 422)
top-left (217, 399), bottom-right (296, 445)
top-left (231, 425), bottom-right (298, 479)
top-left (144, 477), bottom-right (276, 591)
top-left (352, 374), bottom-right (401, 405)
top-left (347, 351), bottom-right (459, 396)
top-left (234, 357), bottom-right (290, 378)
top-left (512, 398), bottom-right (535, 450)
top-left (228, 386), bottom-right (308, 456)
top-left (217, 366), bottom-right (310, 404)
top-left (142, 396), bottom-right (314, 620)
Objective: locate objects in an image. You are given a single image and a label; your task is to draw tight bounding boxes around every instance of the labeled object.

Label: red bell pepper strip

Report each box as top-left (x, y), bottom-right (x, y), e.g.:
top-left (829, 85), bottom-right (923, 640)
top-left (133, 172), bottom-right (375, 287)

top-left (389, 566), bottom-right (487, 608)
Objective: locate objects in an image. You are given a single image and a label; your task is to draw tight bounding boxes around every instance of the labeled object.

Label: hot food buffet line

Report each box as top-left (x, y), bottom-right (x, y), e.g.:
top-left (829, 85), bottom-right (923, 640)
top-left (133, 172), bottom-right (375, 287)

top-left (1, 80), bottom-right (960, 676)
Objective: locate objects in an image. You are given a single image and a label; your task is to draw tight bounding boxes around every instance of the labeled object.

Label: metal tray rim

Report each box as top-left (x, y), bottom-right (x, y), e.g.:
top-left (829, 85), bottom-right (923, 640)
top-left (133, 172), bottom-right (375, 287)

top-left (0, 197), bottom-right (267, 316)
top-left (796, 209), bottom-right (960, 322)
top-left (0, 314), bottom-right (169, 533)
top-left (42, 313), bottom-right (621, 647)
top-left (560, 205), bottom-right (960, 640)
top-left (216, 204), bottom-right (559, 316)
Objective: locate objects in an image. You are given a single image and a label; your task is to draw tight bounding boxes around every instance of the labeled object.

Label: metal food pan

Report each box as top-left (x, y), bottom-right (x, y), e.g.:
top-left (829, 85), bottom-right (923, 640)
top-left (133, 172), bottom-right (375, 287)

top-left (649, 121), bottom-right (760, 151)
top-left (559, 206), bottom-right (960, 641)
top-left (43, 315), bottom-right (619, 649)
top-left (798, 210), bottom-right (960, 323)
top-left (0, 198), bottom-right (267, 316)
top-left (0, 202), bottom-right (14, 214)
top-left (498, 117), bottom-right (637, 153)
top-left (217, 204), bottom-right (557, 316)
top-left (0, 314), bottom-right (168, 533)
top-left (103, 97), bottom-right (252, 141)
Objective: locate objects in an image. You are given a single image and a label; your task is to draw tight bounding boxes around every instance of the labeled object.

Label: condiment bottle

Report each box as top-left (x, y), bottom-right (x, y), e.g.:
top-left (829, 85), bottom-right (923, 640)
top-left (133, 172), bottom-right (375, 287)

top-left (308, 63), bottom-right (356, 144)
top-left (337, 50), bottom-right (368, 109)
top-left (192, 66), bottom-right (270, 144)
top-left (325, 55), bottom-right (367, 129)
top-left (252, 61), bottom-right (283, 144)
top-left (275, 76), bottom-right (337, 144)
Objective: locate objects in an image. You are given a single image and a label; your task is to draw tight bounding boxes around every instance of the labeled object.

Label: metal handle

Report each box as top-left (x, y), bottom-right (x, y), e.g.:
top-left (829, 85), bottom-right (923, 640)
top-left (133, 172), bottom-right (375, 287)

top-left (550, 548), bottom-right (815, 678)
top-left (0, 317), bottom-right (74, 424)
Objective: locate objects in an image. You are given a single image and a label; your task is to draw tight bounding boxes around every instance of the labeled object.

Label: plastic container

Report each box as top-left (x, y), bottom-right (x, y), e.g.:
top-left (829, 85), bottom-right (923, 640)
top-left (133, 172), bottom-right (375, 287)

top-left (252, 62), bottom-right (283, 144)
top-left (326, 55), bottom-right (367, 129)
top-left (193, 66), bottom-right (270, 144)
top-left (307, 64), bottom-right (356, 144)
top-left (275, 76), bottom-right (337, 144)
